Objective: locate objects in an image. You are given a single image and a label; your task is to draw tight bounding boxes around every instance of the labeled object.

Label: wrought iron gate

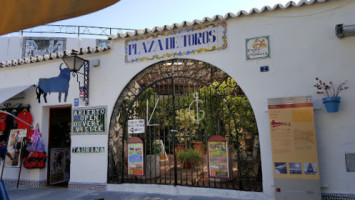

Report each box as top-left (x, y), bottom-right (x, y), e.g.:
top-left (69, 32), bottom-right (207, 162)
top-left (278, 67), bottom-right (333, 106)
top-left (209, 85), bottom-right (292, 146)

top-left (108, 59), bottom-right (262, 191)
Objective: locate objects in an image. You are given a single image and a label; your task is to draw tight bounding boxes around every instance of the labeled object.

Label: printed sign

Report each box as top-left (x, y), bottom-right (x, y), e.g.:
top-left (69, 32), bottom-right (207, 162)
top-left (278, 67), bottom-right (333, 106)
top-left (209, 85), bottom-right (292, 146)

top-left (268, 96), bottom-right (320, 180)
top-left (72, 106), bottom-right (106, 134)
top-left (128, 119), bottom-right (145, 134)
top-left (5, 129), bottom-right (26, 168)
top-left (208, 136), bottom-right (229, 178)
top-left (128, 137), bottom-right (144, 176)
top-left (125, 22), bottom-right (227, 63)
top-left (246, 36), bottom-right (270, 60)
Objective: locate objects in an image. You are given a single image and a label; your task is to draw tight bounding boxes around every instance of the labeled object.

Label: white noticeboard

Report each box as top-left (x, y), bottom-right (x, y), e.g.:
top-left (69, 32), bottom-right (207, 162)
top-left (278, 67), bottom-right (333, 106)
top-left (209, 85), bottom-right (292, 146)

top-left (128, 119), bottom-right (145, 134)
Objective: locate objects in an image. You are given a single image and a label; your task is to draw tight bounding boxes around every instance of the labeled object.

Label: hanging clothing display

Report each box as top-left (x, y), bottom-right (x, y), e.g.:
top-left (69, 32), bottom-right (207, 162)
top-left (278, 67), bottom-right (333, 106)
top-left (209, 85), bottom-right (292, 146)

top-left (15, 109), bottom-right (33, 133)
top-left (0, 112), bottom-right (8, 131)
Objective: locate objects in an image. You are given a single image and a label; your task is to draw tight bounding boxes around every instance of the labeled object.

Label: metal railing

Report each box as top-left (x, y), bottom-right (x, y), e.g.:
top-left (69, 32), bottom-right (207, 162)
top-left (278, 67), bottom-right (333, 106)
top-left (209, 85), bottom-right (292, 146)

top-left (18, 24), bottom-right (138, 38)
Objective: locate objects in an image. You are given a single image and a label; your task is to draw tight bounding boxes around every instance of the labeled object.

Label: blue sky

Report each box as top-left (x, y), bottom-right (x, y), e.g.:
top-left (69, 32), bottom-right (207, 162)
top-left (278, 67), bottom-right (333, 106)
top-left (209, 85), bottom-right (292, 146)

top-left (52, 0), bottom-right (300, 30)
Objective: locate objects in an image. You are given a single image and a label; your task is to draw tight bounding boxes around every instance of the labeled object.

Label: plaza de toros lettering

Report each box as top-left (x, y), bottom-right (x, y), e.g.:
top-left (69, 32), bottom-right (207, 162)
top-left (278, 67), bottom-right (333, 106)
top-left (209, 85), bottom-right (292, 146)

top-left (125, 22), bottom-right (227, 63)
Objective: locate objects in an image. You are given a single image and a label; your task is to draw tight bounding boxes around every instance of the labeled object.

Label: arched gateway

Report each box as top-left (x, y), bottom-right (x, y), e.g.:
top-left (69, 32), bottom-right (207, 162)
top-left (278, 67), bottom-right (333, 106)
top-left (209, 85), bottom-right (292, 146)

top-left (108, 59), bottom-right (262, 191)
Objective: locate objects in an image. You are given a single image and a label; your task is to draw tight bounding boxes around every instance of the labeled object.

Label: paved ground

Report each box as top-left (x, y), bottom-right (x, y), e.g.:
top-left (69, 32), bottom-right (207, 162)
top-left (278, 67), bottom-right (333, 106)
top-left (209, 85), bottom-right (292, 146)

top-left (5, 185), bottom-right (249, 200)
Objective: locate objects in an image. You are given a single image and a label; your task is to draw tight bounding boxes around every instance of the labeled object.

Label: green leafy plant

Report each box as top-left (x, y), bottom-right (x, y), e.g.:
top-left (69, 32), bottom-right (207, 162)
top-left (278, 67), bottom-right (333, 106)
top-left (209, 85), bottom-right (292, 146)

top-left (177, 148), bottom-right (202, 169)
top-left (175, 108), bottom-right (199, 147)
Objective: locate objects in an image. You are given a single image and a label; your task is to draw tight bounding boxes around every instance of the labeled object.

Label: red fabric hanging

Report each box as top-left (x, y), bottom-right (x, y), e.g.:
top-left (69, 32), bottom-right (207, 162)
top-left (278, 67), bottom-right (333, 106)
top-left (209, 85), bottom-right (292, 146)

top-left (15, 110), bottom-right (33, 133)
top-left (0, 112), bottom-right (8, 131)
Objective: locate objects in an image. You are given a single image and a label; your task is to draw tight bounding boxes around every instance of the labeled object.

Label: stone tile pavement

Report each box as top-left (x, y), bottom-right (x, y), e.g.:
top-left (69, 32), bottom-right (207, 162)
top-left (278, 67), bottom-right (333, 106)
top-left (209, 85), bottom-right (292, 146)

top-left (5, 185), bottom-right (255, 200)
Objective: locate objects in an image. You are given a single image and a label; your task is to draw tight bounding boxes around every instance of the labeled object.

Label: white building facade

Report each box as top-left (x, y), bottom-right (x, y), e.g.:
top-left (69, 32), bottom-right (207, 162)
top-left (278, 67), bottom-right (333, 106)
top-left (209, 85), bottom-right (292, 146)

top-left (0, 0), bottom-right (354, 199)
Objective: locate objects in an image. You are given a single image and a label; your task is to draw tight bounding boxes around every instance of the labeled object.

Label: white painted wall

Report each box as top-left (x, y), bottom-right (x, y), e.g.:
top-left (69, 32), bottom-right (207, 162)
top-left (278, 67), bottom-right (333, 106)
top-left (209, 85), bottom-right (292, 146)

top-left (0, 37), bottom-right (21, 61)
top-left (0, 0), bottom-right (354, 199)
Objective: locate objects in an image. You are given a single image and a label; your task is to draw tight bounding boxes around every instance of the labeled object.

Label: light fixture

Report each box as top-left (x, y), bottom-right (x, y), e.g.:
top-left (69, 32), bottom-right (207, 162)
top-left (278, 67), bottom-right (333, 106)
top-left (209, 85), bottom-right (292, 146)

top-left (336, 24), bottom-right (355, 38)
top-left (63, 50), bottom-right (89, 106)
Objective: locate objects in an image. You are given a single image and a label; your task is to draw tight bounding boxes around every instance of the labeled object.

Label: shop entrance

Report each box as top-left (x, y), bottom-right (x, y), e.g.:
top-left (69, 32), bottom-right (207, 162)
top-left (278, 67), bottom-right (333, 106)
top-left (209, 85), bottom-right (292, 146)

top-left (48, 107), bottom-right (71, 186)
top-left (108, 59), bottom-right (262, 191)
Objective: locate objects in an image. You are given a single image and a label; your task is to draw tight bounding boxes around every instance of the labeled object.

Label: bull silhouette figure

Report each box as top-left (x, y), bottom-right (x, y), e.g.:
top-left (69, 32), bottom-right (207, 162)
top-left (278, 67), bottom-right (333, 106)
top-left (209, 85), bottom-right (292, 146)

top-left (36, 63), bottom-right (71, 103)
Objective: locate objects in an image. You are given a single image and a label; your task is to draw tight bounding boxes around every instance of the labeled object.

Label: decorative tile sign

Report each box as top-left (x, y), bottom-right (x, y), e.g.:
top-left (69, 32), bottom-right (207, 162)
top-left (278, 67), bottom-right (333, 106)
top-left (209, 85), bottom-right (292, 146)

top-left (72, 146), bottom-right (105, 153)
top-left (72, 106), bottom-right (106, 134)
top-left (246, 35), bottom-right (270, 60)
top-left (125, 22), bottom-right (227, 63)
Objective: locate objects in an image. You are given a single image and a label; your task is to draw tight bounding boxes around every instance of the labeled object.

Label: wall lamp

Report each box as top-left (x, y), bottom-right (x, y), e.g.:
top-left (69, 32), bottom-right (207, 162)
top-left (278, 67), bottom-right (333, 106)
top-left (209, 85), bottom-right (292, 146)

top-left (336, 24), bottom-right (355, 38)
top-left (62, 50), bottom-right (89, 106)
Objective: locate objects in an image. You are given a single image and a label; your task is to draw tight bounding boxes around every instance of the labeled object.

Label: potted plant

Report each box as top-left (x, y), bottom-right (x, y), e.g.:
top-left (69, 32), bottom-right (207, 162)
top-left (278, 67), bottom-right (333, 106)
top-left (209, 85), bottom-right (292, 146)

top-left (314, 77), bottom-right (349, 112)
top-left (177, 148), bottom-right (202, 169)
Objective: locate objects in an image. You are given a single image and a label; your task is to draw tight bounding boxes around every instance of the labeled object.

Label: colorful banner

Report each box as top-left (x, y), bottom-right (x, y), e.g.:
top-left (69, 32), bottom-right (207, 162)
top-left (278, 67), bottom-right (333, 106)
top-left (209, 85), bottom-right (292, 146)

top-left (208, 136), bottom-right (229, 178)
top-left (128, 137), bottom-right (144, 176)
top-left (268, 96), bottom-right (320, 180)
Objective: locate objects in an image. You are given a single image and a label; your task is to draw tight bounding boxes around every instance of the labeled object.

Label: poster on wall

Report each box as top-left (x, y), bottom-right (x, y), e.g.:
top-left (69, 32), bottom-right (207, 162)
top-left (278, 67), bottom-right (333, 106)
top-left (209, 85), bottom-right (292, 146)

top-left (22, 37), bottom-right (66, 58)
top-left (49, 148), bottom-right (67, 185)
top-left (268, 96), bottom-right (320, 180)
top-left (128, 137), bottom-right (144, 176)
top-left (208, 135), bottom-right (229, 178)
top-left (72, 106), bottom-right (106, 135)
top-left (5, 129), bottom-right (27, 168)
top-left (246, 35), bottom-right (270, 60)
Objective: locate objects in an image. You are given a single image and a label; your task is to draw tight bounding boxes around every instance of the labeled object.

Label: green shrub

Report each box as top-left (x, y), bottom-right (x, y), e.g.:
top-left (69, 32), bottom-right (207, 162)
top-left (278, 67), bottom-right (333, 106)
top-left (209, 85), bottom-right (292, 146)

top-left (177, 149), bottom-right (202, 168)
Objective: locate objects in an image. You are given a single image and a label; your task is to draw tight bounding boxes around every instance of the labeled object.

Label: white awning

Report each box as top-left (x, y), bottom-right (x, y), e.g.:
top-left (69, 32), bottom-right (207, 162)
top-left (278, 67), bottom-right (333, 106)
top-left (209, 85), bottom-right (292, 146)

top-left (0, 85), bottom-right (36, 104)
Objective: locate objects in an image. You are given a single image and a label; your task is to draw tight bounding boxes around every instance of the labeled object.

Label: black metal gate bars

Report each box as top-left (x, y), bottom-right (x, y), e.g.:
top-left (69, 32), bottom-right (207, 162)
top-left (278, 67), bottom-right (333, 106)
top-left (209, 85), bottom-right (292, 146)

top-left (108, 59), bottom-right (262, 191)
